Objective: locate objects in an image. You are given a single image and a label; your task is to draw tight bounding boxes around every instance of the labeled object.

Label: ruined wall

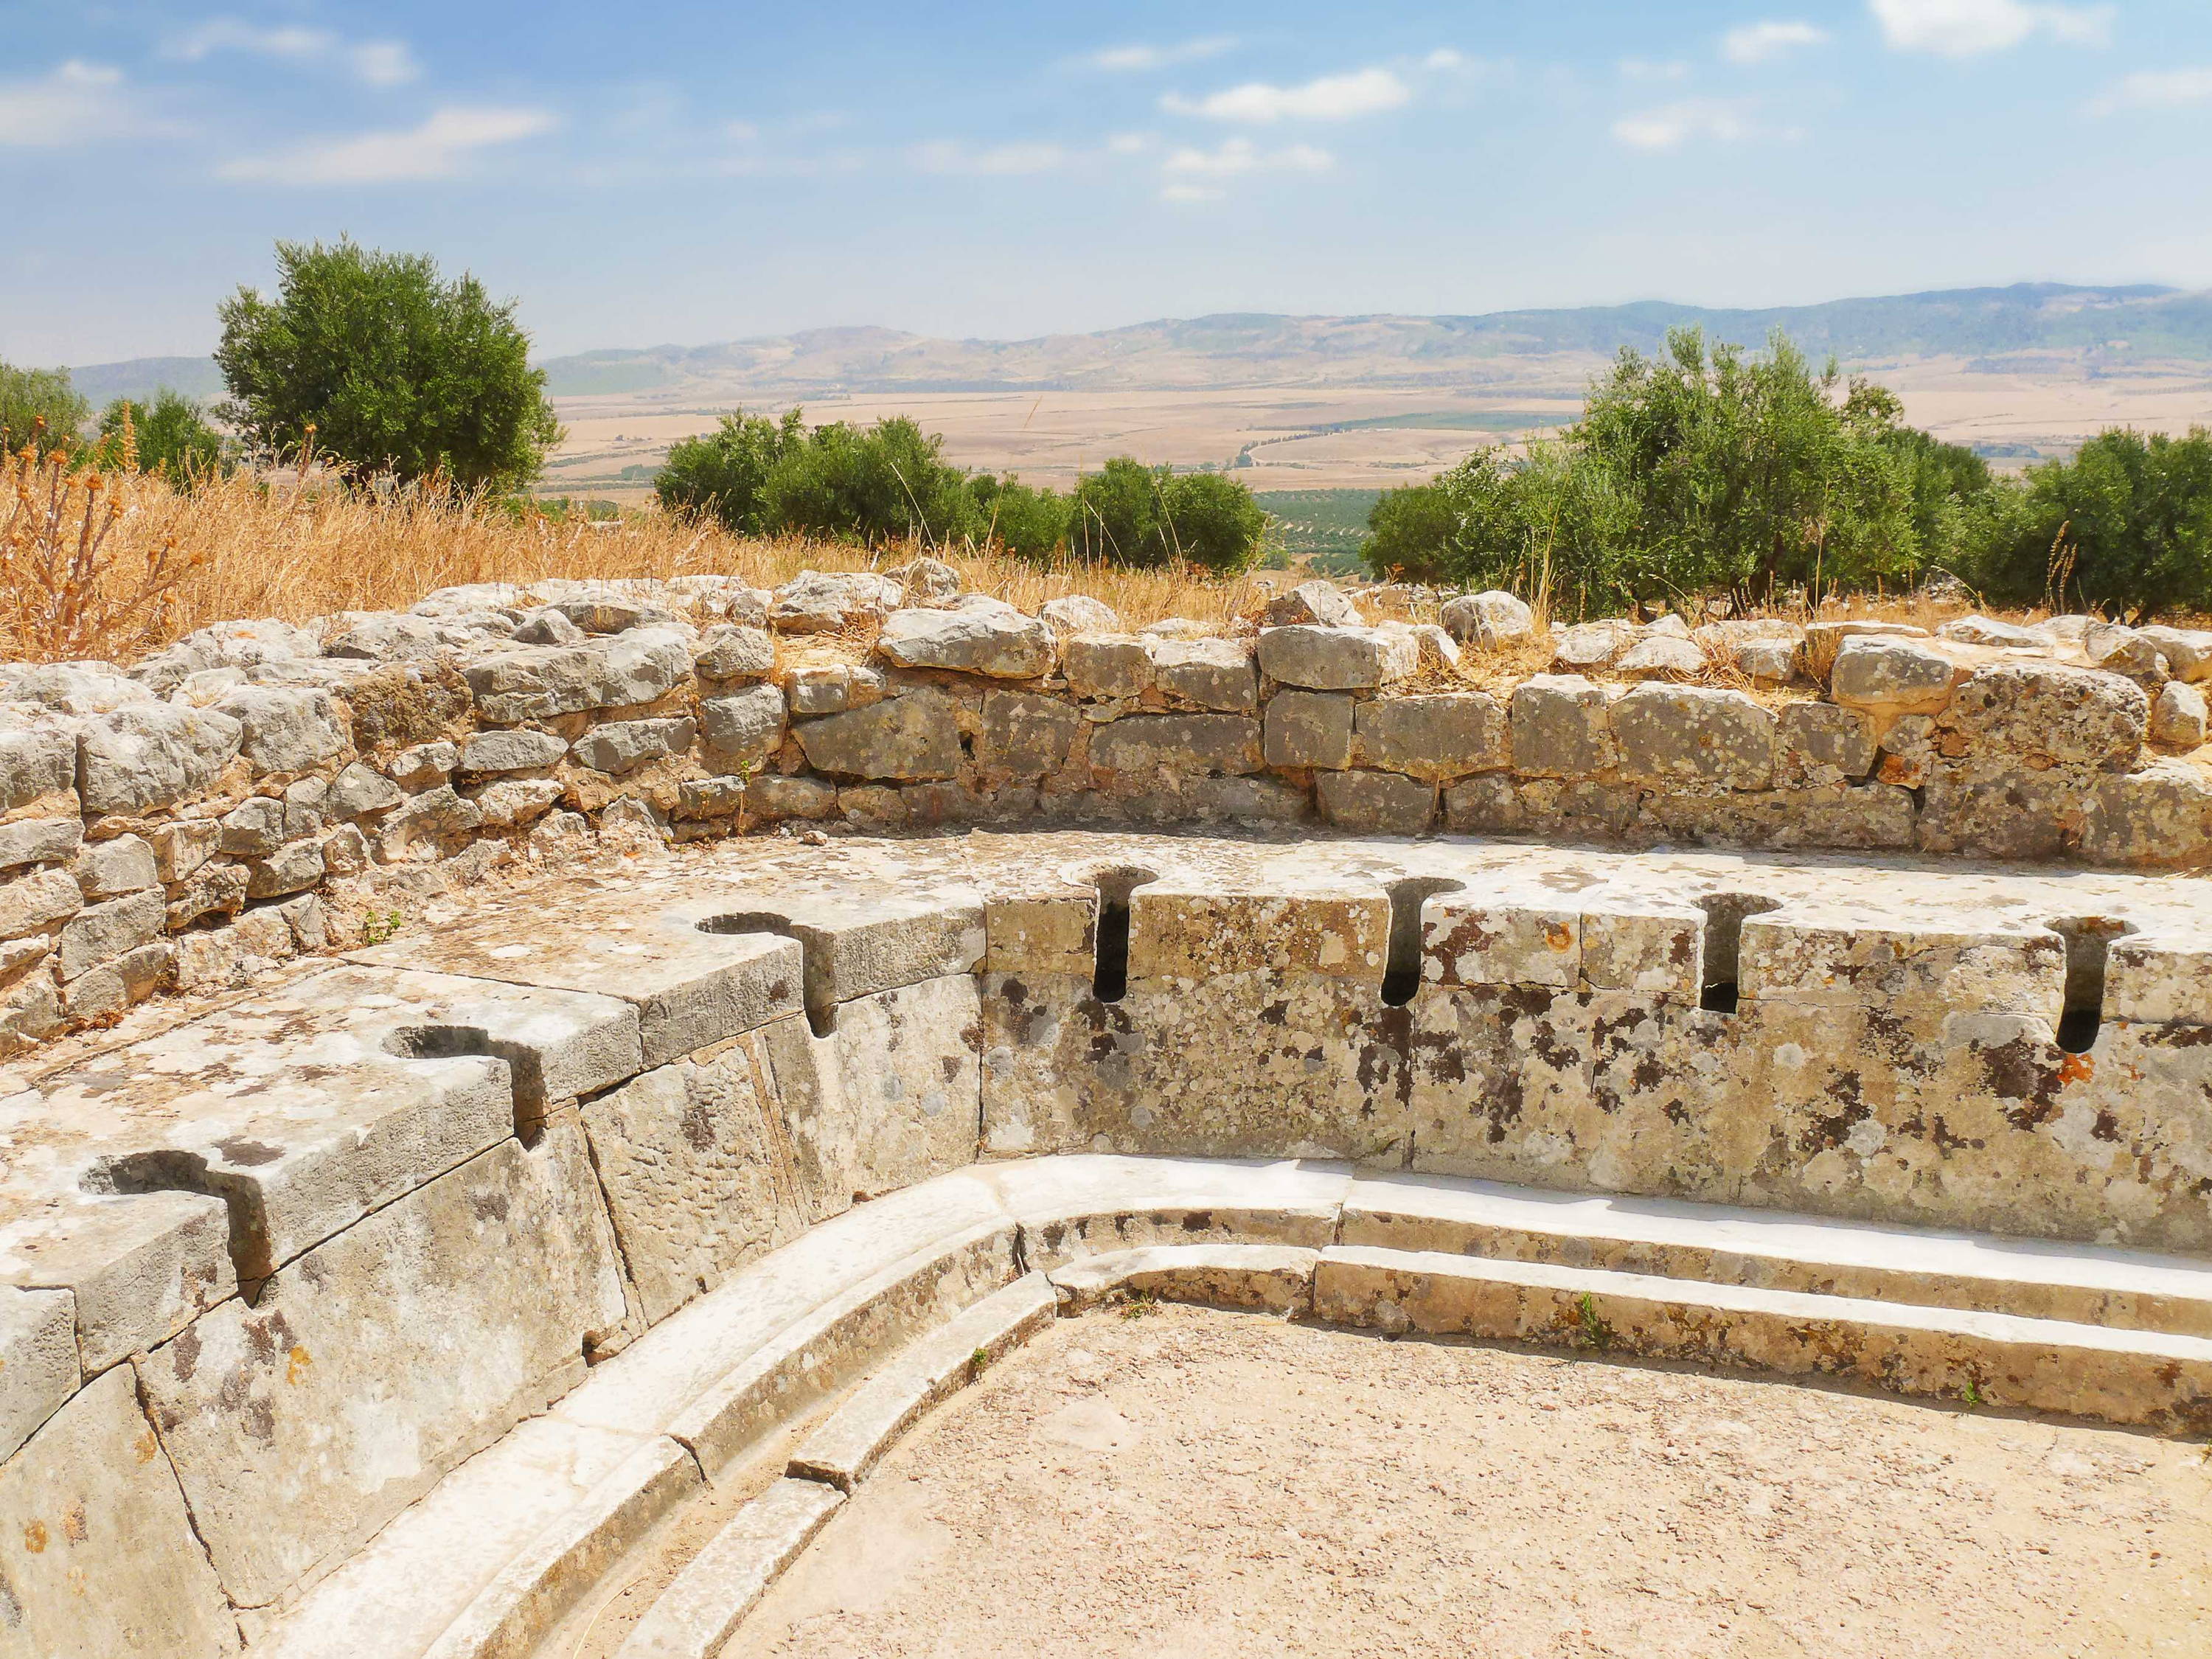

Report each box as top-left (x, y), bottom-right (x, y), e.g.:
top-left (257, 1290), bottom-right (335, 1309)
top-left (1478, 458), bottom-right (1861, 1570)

top-left (5, 569), bottom-right (2211, 1063)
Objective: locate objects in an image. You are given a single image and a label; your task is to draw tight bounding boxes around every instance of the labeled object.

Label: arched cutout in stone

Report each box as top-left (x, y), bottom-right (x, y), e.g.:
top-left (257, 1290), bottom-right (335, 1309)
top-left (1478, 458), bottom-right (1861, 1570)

top-left (1091, 868), bottom-right (1159, 1005)
top-left (2048, 917), bottom-right (2138, 1054)
top-left (1382, 877), bottom-right (1466, 1007)
top-left (1696, 894), bottom-right (1784, 1015)
top-left (383, 1023), bottom-right (552, 1141)
top-left (81, 1147), bottom-right (273, 1289)
top-left (696, 911), bottom-right (838, 1037)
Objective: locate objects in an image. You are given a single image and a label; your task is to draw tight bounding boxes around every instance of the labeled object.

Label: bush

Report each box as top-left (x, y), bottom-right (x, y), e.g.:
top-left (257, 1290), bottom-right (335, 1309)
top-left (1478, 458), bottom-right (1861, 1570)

top-left (1067, 457), bottom-right (1268, 573)
top-left (0, 360), bottom-right (89, 454)
top-left (1961, 428), bottom-right (2212, 621)
top-left (967, 474), bottom-right (1071, 562)
top-left (655, 408), bottom-right (807, 535)
top-left (93, 392), bottom-right (231, 488)
top-left (759, 417), bottom-right (981, 547)
top-left (1157, 470), bottom-right (1270, 574)
top-left (216, 237), bottom-right (562, 490)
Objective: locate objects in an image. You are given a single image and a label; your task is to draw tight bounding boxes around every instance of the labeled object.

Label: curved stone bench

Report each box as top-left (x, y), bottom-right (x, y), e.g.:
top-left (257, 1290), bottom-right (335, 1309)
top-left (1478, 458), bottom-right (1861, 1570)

top-left (7, 831), bottom-right (2212, 1657)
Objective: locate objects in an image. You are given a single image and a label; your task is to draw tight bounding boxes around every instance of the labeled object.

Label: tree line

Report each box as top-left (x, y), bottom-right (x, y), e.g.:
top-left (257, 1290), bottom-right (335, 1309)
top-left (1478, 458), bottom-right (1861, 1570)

top-left (1363, 326), bottom-right (2212, 622)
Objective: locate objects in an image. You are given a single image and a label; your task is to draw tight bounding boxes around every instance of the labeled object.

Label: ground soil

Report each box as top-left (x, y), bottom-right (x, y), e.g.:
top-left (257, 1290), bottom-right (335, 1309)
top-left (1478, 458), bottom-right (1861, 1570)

top-left (720, 1304), bottom-right (2211, 1659)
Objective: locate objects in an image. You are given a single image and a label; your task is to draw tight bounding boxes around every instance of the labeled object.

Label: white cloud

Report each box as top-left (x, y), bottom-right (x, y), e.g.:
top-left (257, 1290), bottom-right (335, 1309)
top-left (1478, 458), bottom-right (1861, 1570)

top-left (1086, 37), bottom-right (1236, 72)
top-left (2090, 67), bottom-right (2212, 114)
top-left (1868, 0), bottom-right (2113, 58)
top-left (1620, 58), bottom-right (1691, 81)
top-left (1161, 136), bottom-right (1333, 177)
top-left (219, 105), bottom-right (555, 184)
top-left (1425, 48), bottom-right (1467, 72)
top-left (1160, 183), bottom-right (1223, 204)
top-left (1613, 97), bottom-right (1759, 150)
top-left (0, 60), bottom-right (178, 147)
top-left (910, 139), bottom-right (1069, 175)
top-left (1105, 131), bottom-right (1151, 155)
top-left (1162, 66), bottom-right (1411, 122)
top-left (1722, 21), bottom-right (1832, 64)
top-left (168, 18), bottom-right (421, 86)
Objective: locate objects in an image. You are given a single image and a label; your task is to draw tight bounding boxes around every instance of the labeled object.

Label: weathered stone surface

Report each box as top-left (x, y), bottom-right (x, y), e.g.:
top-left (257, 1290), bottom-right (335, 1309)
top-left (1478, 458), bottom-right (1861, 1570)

top-left (78, 703), bottom-right (243, 815)
top-left (1940, 615), bottom-right (2051, 648)
top-left (1090, 714), bottom-right (1262, 778)
top-left (245, 840), bottom-right (326, 900)
top-left (1062, 635), bottom-right (1155, 702)
top-left (1038, 594), bottom-right (1121, 637)
top-left (581, 1038), bottom-right (804, 1326)
top-left (785, 664), bottom-right (886, 716)
top-left (2083, 760), bottom-right (2212, 869)
top-left (1550, 619), bottom-right (1636, 671)
top-left (0, 661), bottom-right (154, 715)
top-left (796, 690), bottom-right (961, 781)
top-left (1256, 625), bottom-right (1416, 692)
top-left (743, 776), bottom-right (840, 822)
top-left (0, 710), bottom-right (81, 814)
top-left (981, 690), bottom-right (1082, 779)
top-left (1147, 637), bottom-right (1258, 713)
top-left (0, 868), bottom-right (83, 942)
top-left (698, 685), bottom-right (787, 769)
top-left (571, 717), bottom-right (697, 777)
top-left (1425, 897), bottom-right (1581, 989)
top-left (465, 630), bottom-right (692, 723)
top-left (1509, 675), bottom-right (1613, 779)
top-left (218, 796), bottom-right (286, 855)
top-left (1777, 702), bottom-right (1877, 787)
top-left (1804, 619), bottom-right (1929, 680)
top-left (1353, 692), bottom-right (1508, 781)
top-left (1262, 689), bottom-right (1354, 771)
top-left (769, 571), bottom-right (902, 636)
top-left (1259, 580), bottom-right (1360, 628)
top-left (2137, 625), bottom-right (2212, 684)
top-left (57, 889), bottom-right (166, 980)
top-left (1829, 636), bottom-right (1965, 717)
top-left (1917, 768), bottom-right (2083, 859)
top-left (0, 1287), bottom-right (75, 1464)
top-left (1440, 591), bottom-right (1533, 647)
top-left (212, 686), bottom-right (348, 776)
top-left (0, 816), bottom-right (80, 873)
top-left (1735, 637), bottom-right (1805, 686)
top-left (1610, 684), bottom-right (1775, 790)
top-left (1941, 661), bottom-right (2146, 771)
top-left (466, 778), bottom-right (563, 830)
top-left (1615, 634), bottom-right (1706, 679)
top-left (876, 605), bottom-right (1055, 679)
top-left (461, 728), bottom-right (566, 773)
top-left (693, 624), bottom-right (776, 684)
top-left (0, 1365), bottom-right (241, 1656)
top-left (2149, 681), bottom-right (2207, 749)
top-left (142, 1123), bottom-right (625, 1609)
top-left (376, 785), bottom-right (482, 860)
top-left (1317, 770), bottom-right (1436, 834)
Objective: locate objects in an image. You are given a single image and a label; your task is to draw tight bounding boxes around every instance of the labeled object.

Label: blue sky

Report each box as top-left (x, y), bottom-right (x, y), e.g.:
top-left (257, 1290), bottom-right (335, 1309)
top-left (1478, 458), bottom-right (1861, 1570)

top-left (7, 1), bottom-right (2212, 366)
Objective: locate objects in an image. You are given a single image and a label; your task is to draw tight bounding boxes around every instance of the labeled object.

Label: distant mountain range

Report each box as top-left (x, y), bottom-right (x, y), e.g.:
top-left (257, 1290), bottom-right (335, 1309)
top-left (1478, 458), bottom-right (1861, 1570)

top-left (63, 283), bottom-right (2212, 407)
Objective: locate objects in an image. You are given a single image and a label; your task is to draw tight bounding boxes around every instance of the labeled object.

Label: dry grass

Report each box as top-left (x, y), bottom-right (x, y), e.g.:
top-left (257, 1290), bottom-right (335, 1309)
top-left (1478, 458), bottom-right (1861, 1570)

top-left (0, 459), bottom-right (1283, 665)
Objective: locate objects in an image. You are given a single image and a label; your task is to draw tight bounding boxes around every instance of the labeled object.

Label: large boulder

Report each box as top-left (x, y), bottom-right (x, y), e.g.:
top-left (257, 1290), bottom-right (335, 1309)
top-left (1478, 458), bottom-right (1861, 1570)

top-left (1259, 580), bottom-right (1360, 629)
top-left (1829, 636), bottom-right (1966, 717)
top-left (1940, 661), bottom-right (2146, 771)
top-left (698, 685), bottom-right (787, 768)
top-left (211, 686), bottom-right (348, 775)
top-left (875, 604), bottom-right (1056, 679)
top-left (77, 703), bottom-right (243, 814)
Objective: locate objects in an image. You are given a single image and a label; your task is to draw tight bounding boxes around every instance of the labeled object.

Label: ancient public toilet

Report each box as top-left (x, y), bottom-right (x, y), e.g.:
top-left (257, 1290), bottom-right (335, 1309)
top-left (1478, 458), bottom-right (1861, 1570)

top-left (5, 568), bottom-right (2212, 1655)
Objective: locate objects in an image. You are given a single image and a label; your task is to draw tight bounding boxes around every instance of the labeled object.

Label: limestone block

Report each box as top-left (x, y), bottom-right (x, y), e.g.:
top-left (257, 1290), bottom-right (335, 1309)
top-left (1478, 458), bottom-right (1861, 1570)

top-left (1315, 768), bottom-right (1436, 834)
top-left (1615, 634), bottom-right (1705, 679)
top-left (1062, 634), bottom-right (1155, 701)
top-left (1405, 983), bottom-right (1601, 1181)
top-left (1940, 615), bottom-right (2051, 648)
top-left (1917, 766), bottom-right (2084, 860)
top-left (166, 862), bottom-right (249, 930)
top-left (1579, 904), bottom-right (1703, 996)
top-left (212, 686), bottom-right (348, 775)
top-left (1777, 701), bottom-right (1877, 787)
top-left (1549, 619), bottom-right (1636, 672)
top-left (77, 703), bottom-right (243, 815)
top-left (876, 605), bottom-right (1055, 679)
top-left (1256, 625), bottom-right (1416, 692)
top-left (2087, 624), bottom-right (2170, 687)
top-left (466, 779), bottom-right (564, 830)
top-left (1147, 636), bottom-right (1258, 713)
top-left (1048, 1244), bottom-right (1317, 1315)
top-left (1735, 637), bottom-right (1805, 686)
top-left (53, 888), bottom-right (161, 981)
top-left (743, 776), bottom-right (838, 822)
top-left (695, 885), bottom-right (984, 1011)
top-left (581, 1037), bottom-right (806, 1325)
top-left (762, 975), bottom-right (982, 1216)
top-left (1442, 774), bottom-right (1638, 840)
top-left (0, 816), bottom-right (81, 873)
top-left (692, 685), bottom-right (784, 771)
top-left (982, 888), bottom-right (1096, 978)
top-left (0, 1287), bottom-right (75, 1464)
top-left (376, 785), bottom-right (484, 861)
top-left (1509, 675), bottom-right (1613, 778)
top-left (693, 624), bottom-right (776, 684)
top-left (1262, 689), bottom-right (1354, 770)
top-left (2137, 626), bottom-right (2212, 684)
top-left (1610, 683), bottom-right (1775, 790)
top-left (141, 1122), bottom-right (627, 1609)
top-left (1089, 713), bottom-right (1262, 777)
top-left (218, 796), bottom-right (286, 855)
top-left (795, 689), bottom-right (961, 781)
top-left (571, 717), bottom-right (698, 776)
top-left (350, 881), bottom-right (803, 1068)
top-left (980, 689), bottom-right (1083, 779)
top-left (1185, 775), bottom-right (1308, 824)
top-left (461, 728), bottom-right (566, 773)
top-left (2149, 681), bottom-right (2208, 748)
top-left (464, 631), bottom-right (692, 723)
top-left (1039, 595), bottom-right (1120, 637)
top-left (1259, 580), bottom-right (1360, 627)
top-left (2104, 936), bottom-right (2212, 1023)
top-left (1439, 590), bottom-right (1532, 647)
top-left (0, 1365), bottom-right (240, 1656)
top-left (60, 939), bottom-right (170, 1023)
top-left (1803, 619), bottom-right (1929, 680)
top-left (67, 834), bottom-right (151, 900)
top-left (1739, 915), bottom-right (2065, 1017)
top-left (389, 741), bottom-right (459, 791)
top-left (978, 1155), bottom-right (1351, 1265)
top-left (1425, 899), bottom-right (1580, 988)
top-left (0, 710), bottom-right (79, 815)
top-left (1828, 636), bottom-right (1964, 718)
top-left (769, 571), bottom-right (902, 635)
top-left (323, 612), bottom-right (455, 661)
top-left (324, 761), bottom-right (403, 821)
top-left (1352, 692), bottom-right (1508, 781)
top-left (0, 662), bottom-right (155, 714)
top-left (2082, 760), bottom-right (2212, 869)
top-left (1940, 661), bottom-right (2146, 771)
top-left (1129, 884), bottom-right (1387, 980)
top-left (0, 868), bottom-right (82, 942)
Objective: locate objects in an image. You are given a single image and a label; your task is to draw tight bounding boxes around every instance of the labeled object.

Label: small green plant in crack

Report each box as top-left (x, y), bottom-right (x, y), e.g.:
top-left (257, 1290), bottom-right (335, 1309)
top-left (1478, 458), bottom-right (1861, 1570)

top-left (1116, 1289), bottom-right (1160, 1321)
top-left (1960, 1377), bottom-right (1984, 1411)
top-left (1574, 1291), bottom-right (1617, 1352)
top-left (359, 908), bottom-right (406, 946)
top-left (967, 1346), bottom-right (992, 1382)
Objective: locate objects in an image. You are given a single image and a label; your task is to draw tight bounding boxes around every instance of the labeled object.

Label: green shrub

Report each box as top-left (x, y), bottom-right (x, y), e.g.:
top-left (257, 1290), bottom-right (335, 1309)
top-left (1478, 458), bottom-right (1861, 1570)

top-left (968, 474), bottom-right (1071, 562)
top-left (655, 408), bottom-right (806, 534)
top-left (0, 360), bottom-right (89, 454)
top-left (94, 391), bottom-right (231, 487)
top-left (216, 237), bottom-right (562, 489)
top-left (1067, 456), bottom-right (1267, 572)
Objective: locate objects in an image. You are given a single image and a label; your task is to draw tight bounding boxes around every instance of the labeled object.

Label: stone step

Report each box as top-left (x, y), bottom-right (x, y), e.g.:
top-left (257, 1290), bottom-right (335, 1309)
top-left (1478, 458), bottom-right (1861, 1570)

top-left (1045, 1244), bottom-right (1319, 1315)
top-left (1341, 1172), bottom-right (2212, 1338)
top-left (611, 1478), bottom-right (843, 1659)
top-left (785, 1273), bottom-right (1057, 1492)
top-left (1314, 1245), bottom-right (2212, 1433)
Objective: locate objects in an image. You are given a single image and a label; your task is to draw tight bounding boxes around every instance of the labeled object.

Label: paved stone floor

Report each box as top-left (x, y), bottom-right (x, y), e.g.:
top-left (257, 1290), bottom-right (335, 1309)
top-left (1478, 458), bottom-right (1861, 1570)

top-left (698, 1304), bottom-right (2208, 1659)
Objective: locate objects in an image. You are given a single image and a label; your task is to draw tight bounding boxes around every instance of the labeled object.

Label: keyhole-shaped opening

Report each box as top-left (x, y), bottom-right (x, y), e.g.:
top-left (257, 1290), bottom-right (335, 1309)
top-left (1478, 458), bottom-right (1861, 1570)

top-left (696, 912), bottom-right (838, 1037)
top-left (2048, 917), bottom-right (2135, 1054)
top-left (1091, 867), bottom-right (1158, 1004)
top-left (1697, 894), bottom-right (1782, 1015)
top-left (1382, 877), bottom-right (1465, 1007)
